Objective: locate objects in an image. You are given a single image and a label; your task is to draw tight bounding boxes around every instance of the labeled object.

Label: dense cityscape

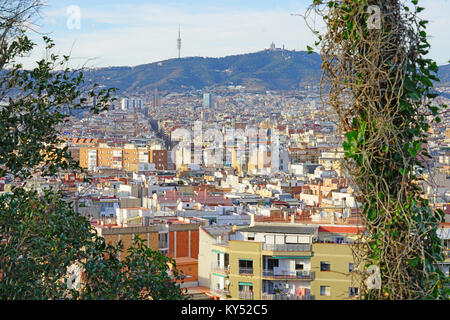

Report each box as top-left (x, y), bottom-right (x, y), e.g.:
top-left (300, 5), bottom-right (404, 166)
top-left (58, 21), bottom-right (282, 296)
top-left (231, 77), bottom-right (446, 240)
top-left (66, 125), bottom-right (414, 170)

top-left (4, 45), bottom-right (447, 300)
top-left (0, 0), bottom-right (449, 306)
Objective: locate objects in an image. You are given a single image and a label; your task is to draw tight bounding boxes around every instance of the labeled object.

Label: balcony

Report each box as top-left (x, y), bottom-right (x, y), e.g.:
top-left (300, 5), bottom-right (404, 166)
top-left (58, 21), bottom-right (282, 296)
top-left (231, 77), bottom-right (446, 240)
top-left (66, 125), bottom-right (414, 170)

top-left (444, 249), bottom-right (450, 260)
top-left (262, 243), bottom-right (312, 252)
top-left (211, 262), bottom-right (230, 275)
top-left (262, 270), bottom-right (315, 281)
top-left (210, 287), bottom-right (230, 298)
top-left (238, 267), bottom-right (254, 276)
top-left (262, 293), bottom-right (313, 300)
top-left (238, 291), bottom-right (254, 300)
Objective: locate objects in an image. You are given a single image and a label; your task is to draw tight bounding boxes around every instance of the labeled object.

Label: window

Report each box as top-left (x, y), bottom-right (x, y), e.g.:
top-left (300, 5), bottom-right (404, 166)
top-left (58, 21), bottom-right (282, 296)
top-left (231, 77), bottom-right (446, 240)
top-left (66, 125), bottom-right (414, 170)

top-left (265, 235), bottom-right (275, 244)
top-left (239, 259), bottom-right (253, 275)
top-left (295, 263), bottom-right (304, 270)
top-left (286, 235), bottom-right (298, 244)
top-left (238, 284), bottom-right (253, 292)
top-left (267, 258), bottom-right (279, 269)
top-left (349, 287), bottom-right (359, 297)
top-left (247, 233), bottom-right (255, 241)
top-left (238, 283), bottom-right (254, 299)
top-left (158, 233), bottom-right (168, 249)
top-left (320, 286), bottom-right (330, 296)
top-left (320, 261), bottom-right (331, 272)
top-left (335, 236), bottom-right (345, 244)
top-left (349, 263), bottom-right (354, 272)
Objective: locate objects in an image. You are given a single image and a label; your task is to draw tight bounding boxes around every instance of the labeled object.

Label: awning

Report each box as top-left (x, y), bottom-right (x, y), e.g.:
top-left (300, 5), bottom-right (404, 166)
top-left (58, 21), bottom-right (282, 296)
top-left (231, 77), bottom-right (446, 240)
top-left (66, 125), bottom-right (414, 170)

top-left (212, 273), bottom-right (228, 278)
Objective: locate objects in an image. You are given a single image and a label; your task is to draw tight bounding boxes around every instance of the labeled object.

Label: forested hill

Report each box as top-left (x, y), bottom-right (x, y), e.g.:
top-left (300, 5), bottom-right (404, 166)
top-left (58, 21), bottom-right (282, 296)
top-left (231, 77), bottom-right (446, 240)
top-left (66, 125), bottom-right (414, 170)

top-left (82, 50), bottom-right (323, 94)
top-left (81, 50), bottom-right (450, 94)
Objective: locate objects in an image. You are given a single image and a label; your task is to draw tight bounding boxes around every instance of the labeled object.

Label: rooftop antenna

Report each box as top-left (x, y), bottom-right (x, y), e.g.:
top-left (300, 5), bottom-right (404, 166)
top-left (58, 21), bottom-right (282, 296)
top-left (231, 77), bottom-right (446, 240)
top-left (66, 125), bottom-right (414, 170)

top-left (177, 25), bottom-right (182, 59)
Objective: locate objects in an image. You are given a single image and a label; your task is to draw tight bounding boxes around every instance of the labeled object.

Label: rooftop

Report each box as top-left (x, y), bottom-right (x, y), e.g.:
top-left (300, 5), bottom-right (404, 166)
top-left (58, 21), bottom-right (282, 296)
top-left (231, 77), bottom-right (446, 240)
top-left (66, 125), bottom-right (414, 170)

top-left (237, 224), bottom-right (319, 235)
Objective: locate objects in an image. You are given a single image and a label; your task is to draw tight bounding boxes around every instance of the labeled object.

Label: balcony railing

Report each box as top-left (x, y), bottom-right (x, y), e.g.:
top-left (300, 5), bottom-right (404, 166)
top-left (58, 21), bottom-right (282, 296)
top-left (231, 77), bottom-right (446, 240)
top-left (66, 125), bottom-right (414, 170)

top-left (238, 267), bottom-right (254, 275)
top-left (262, 243), bottom-right (312, 252)
top-left (444, 249), bottom-right (450, 259)
top-left (261, 293), bottom-right (313, 300)
top-left (211, 262), bottom-right (230, 274)
top-left (262, 270), bottom-right (315, 280)
top-left (238, 291), bottom-right (254, 300)
top-left (210, 287), bottom-right (230, 298)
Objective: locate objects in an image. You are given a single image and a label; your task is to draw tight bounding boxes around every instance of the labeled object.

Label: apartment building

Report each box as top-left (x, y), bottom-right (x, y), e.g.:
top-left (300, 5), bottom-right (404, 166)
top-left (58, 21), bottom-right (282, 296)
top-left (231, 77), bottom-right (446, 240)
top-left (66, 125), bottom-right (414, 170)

top-left (198, 225), bottom-right (235, 292)
top-left (93, 216), bottom-right (205, 259)
top-left (288, 147), bottom-right (321, 164)
top-left (208, 222), bottom-right (317, 300)
top-left (78, 144), bottom-right (168, 172)
top-left (311, 225), bottom-right (361, 300)
top-left (203, 218), bottom-right (362, 300)
top-left (150, 150), bottom-right (169, 170)
top-left (93, 216), bottom-right (207, 287)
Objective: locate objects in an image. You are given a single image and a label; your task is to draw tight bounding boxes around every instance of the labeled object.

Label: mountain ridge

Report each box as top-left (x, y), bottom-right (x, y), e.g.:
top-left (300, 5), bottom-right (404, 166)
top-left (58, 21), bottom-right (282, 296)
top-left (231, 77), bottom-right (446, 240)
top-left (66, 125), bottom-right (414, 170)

top-left (82, 50), bottom-right (450, 95)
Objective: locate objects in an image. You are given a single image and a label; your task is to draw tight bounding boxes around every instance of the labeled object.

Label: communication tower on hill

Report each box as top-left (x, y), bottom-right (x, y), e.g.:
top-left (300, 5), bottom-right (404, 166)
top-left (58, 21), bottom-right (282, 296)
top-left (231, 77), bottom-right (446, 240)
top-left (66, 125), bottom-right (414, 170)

top-left (177, 25), bottom-right (182, 59)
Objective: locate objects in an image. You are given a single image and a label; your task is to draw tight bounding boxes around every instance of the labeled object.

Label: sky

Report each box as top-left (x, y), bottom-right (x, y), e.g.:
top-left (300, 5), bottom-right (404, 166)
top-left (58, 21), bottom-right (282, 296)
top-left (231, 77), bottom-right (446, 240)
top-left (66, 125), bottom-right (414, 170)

top-left (20, 0), bottom-right (450, 69)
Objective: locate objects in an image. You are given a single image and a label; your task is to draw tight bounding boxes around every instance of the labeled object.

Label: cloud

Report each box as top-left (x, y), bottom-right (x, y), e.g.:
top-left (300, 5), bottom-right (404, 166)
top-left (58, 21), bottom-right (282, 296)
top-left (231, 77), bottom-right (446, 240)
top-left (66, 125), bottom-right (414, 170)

top-left (18, 0), bottom-right (449, 68)
top-left (18, 2), bottom-right (311, 68)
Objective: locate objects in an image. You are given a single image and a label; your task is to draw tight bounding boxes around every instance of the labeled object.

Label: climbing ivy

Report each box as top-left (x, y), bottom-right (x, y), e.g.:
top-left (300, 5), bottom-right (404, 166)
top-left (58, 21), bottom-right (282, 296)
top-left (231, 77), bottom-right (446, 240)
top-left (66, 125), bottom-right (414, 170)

top-left (306, 0), bottom-right (449, 299)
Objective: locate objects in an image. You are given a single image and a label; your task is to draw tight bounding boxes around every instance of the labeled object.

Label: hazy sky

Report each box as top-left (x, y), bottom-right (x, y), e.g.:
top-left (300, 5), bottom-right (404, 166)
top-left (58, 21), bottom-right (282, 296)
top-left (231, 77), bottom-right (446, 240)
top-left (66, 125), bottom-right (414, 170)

top-left (21, 0), bottom-right (450, 68)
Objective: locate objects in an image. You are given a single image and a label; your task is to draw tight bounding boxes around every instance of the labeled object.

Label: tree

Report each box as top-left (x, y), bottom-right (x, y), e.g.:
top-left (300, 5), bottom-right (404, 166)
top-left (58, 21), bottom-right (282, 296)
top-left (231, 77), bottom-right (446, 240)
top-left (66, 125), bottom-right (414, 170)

top-left (79, 236), bottom-right (186, 300)
top-left (306, 0), bottom-right (448, 299)
top-left (0, 0), bottom-right (41, 70)
top-left (0, 2), bottom-right (186, 300)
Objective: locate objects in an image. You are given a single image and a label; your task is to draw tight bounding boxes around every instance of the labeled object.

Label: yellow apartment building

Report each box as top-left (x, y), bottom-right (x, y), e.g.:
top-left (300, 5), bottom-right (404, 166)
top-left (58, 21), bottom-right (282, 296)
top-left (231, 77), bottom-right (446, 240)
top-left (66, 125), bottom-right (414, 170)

top-left (206, 221), bottom-right (362, 300)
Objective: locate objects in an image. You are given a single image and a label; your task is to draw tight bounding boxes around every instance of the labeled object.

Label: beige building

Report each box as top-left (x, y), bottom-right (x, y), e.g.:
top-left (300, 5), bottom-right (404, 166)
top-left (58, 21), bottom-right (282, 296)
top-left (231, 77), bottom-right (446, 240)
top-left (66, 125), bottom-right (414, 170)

top-left (203, 220), bottom-right (362, 300)
top-left (311, 243), bottom-right (358, 300)
top-left (198, 225), bottom-right (235, 290)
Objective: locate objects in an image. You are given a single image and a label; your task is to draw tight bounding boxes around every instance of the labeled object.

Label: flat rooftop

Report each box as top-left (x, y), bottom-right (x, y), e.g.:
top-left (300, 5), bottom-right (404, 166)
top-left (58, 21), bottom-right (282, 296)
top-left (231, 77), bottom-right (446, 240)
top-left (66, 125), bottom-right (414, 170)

top-left (237, 224), bottom-right (319, 235)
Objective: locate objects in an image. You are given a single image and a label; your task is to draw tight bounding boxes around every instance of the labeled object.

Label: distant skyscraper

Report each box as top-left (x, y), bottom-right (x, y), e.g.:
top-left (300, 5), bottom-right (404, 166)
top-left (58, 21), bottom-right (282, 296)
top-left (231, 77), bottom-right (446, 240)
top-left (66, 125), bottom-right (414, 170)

top-left (121, 98), bottom-right (142, 110)
top-left (177, 25), bottom-right (181, 59)
top-left (203, 93), bottom-right (212, 109)
top-left (121, 98), bottom-right (129, 110)
top-left (153, 88), bottom-right (161, 107)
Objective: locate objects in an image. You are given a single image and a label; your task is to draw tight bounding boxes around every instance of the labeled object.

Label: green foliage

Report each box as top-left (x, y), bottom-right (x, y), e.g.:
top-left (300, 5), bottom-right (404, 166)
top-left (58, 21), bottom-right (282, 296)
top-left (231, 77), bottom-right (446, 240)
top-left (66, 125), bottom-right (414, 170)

top-left (79, 236), bottom-right (187, 300)
top-left (0, 188), bottom-right (95, 299)
top-left (0, 35), bottom-right (115, 180)
top-left (309, 0), bottom-right (449, 299)
top-left (0, 17), bottom-right (186, 300)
